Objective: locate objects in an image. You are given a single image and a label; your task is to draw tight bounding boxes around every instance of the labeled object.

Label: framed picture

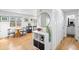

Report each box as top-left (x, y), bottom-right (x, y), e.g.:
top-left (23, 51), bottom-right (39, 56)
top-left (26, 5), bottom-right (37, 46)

top-left (24, 18), bottom-right (28, 22)
top-left (1, 16), bottom-right (9, 22)
top-left (30, 19), bottom-right (33, 21)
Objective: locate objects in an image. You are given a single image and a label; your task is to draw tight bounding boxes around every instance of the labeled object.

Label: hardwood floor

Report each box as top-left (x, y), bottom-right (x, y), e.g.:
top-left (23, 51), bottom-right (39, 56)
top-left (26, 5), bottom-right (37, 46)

top-left (0, 33), bottom-right (33, 50)
top-left (56, 36), bottom-right (79, 50)
top-left (0, 33), bottom-right (79, 50)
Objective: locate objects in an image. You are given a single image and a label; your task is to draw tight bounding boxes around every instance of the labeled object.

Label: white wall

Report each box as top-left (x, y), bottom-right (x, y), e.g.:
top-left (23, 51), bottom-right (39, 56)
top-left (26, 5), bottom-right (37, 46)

top-left (21, 17), bottom-right (37, 28)
top-left (67, 15), bottom-right (75, 35)
top-left (51, 9), bottom-right (64, 49)
top-left (37, 9), bottom-right (64, 49)
top-left (0, 10), bottom-right (23, 38)
top-left (63, 10), bottom-right (78, 37)
top-left (0, 22), bottom-right (9, 38)
top-left (0, 10), bottom-right (37, 38)
top-left (75, 10), bottom-right (79, 40)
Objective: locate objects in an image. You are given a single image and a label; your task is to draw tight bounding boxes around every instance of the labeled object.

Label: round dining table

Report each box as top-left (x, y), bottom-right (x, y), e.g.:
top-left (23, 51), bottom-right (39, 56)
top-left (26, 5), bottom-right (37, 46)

top-left (15, 27), bottom-right (21, 37)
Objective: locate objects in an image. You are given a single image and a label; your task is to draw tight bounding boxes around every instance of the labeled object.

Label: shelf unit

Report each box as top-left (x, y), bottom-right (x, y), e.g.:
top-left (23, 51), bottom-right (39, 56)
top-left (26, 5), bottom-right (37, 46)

top-left (33, 30), bottom-right (51, 50)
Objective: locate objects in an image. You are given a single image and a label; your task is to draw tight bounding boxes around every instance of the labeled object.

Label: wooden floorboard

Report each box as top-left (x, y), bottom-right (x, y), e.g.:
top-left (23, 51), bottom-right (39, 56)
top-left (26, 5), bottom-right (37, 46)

top-left (56, 36), bottom-right (79, 50)
top-left (0, 33), bottom-right (33, 50)
top-left (0, 33), bottom-right (79, 50)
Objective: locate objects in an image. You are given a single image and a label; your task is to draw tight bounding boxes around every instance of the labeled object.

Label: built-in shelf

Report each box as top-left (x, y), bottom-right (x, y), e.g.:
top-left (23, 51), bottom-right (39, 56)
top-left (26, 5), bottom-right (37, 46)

top-left (33, 30), bottom-right (51, 50)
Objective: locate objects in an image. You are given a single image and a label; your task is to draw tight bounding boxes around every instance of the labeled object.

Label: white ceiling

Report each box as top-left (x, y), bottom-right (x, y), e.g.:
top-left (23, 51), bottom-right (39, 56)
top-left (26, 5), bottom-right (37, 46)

top-left (62, 9), bottom-right (78, 13)
top-left (0, 9), bottom-right (78, 17)
top-left (0, 9), bottom-right (37, 17)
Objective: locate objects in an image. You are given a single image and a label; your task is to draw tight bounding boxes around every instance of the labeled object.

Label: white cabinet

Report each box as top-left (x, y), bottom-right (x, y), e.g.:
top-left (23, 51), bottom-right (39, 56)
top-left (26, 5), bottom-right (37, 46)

top-left (33, 31), bottom-right (51, 50)
top-left (67, 26), bottom-right (75, 35)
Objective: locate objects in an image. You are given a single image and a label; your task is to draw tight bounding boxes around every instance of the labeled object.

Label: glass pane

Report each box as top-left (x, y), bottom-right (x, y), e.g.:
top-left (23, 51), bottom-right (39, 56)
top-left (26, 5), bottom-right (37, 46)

top-left (16, 19), bottom-right (21, 26)
top-left (41, 14), bottom-right (46, 27)
top-left (10, 17), bottom-right (16, 27)
top-left (2, 16), bottom-right (8, 22)
top-left (41, 13), bottom-right (50, 27)
top-left (10, 20), bottom-right (15, 27)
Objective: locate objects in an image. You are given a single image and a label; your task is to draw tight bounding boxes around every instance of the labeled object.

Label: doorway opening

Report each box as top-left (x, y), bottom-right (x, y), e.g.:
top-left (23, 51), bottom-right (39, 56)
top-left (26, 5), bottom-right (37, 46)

top-left (66, 15), bottom-right (75, 38)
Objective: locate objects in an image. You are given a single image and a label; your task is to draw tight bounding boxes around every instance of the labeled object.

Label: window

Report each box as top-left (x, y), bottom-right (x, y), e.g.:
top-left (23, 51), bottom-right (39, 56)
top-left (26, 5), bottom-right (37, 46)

top-left (24, 18), bottom-right (28, 22)
top-left (10, 17), bottom-right (16, 27)
top-left (2, 16), bottom-right (8, 22)
top-left (10, 20), bottom-right (15, 27)
top-left (16, 18), bottom-right (21, 26)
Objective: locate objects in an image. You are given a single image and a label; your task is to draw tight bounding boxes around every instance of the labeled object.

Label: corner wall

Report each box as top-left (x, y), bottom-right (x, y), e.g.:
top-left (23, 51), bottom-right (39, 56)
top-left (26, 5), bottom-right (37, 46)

top-left (51, 9), bottom-right (64, 49)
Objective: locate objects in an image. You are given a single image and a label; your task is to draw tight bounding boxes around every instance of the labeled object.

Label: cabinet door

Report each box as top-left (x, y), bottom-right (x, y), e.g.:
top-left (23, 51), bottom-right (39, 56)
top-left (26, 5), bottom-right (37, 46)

top-left (39, 42), bottom-right (44, 50)
top-left (34, 40), bottom-right (39, 48)
top-left (34, 40), bottom-right (44, 50)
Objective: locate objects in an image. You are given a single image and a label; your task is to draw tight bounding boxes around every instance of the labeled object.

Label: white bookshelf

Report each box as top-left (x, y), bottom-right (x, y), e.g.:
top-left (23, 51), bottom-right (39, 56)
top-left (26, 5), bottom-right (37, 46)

top-left (33, 30), bottom-right (51, 50)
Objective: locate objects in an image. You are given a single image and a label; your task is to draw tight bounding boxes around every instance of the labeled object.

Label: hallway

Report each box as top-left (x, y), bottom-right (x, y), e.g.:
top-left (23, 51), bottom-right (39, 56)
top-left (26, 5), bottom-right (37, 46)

top-left (56, 36), bottom-right (79, 50)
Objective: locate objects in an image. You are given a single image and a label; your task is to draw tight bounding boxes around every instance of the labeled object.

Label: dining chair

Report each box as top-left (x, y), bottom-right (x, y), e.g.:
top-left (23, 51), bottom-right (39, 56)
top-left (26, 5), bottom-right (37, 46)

top-left (26, 26), bottom-right (32, 33)
top-left (20, 27), bottom-right (27, 36)
top-left (8, 29), bottom-right (15, 38)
